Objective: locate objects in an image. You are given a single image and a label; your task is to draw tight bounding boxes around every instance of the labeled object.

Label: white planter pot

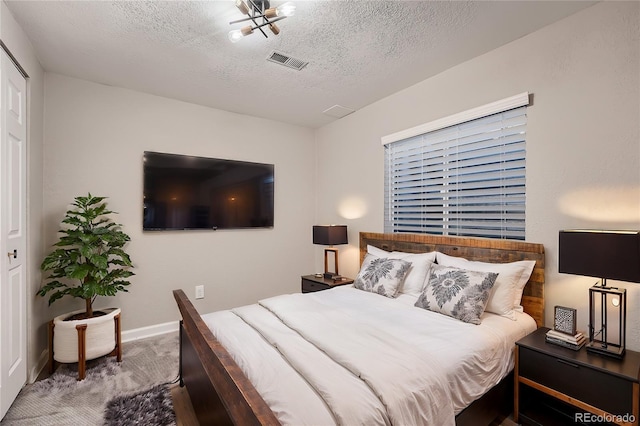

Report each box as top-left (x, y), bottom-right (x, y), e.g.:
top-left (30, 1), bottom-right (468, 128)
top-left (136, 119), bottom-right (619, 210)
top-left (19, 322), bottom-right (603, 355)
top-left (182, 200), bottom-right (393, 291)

top-left (52, 307), bottom-right (120, 363)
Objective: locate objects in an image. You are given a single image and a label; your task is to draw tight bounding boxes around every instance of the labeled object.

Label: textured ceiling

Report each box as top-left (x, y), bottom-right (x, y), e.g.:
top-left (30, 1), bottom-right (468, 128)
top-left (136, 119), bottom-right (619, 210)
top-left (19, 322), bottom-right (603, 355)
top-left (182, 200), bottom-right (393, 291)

top-left (5, 1), bottom-right (594, 128)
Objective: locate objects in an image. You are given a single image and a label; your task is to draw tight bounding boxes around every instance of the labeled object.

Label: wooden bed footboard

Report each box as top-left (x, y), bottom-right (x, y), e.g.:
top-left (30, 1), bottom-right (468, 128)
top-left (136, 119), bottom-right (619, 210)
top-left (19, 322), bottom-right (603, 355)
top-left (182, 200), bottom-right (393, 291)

top-left (173, 289), bottom-right (279, 426)
top-left (174, 233), bottom-right (545, 425)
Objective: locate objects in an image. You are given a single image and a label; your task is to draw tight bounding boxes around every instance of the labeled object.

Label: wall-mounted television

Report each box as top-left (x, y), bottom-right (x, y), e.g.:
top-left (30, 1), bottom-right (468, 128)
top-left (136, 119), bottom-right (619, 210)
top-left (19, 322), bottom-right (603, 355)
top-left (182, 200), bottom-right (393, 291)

top-left (143, 151), bottom-right (274, 231)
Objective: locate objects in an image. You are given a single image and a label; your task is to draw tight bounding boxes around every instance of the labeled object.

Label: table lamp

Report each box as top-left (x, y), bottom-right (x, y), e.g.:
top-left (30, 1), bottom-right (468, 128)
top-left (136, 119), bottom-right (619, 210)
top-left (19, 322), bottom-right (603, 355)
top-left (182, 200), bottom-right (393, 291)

top-left (558, 230), bottom-right (640, 358)
top-left (313, 225), bottom-right (348, 279)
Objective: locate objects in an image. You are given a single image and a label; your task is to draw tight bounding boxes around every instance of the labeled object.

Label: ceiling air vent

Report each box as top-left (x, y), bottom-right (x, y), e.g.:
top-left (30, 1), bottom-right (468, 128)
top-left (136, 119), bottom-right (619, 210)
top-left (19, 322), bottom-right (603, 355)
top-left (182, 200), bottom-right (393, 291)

top-left (267, 51), bottom-right (308, 71)
top-left (323, 105), bottom-right (355, 119)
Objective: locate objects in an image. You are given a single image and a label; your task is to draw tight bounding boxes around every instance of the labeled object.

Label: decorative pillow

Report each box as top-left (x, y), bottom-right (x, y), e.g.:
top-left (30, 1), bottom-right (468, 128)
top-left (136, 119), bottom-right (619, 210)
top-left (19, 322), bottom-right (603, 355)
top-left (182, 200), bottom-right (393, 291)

top-left (415, 264), bottom-right (498, 325)
top-left (366, 246), bottom-right (437, 296)
top-left (436, 252), bottom-right (535, 320)
top-left (354, 253), bottom-right (411, 298)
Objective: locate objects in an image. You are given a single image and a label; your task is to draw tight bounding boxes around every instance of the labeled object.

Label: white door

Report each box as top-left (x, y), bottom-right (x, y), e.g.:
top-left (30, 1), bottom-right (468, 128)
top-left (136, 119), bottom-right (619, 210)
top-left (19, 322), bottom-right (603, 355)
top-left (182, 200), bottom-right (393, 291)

top-left (0, 49), bottom-right (27, 420)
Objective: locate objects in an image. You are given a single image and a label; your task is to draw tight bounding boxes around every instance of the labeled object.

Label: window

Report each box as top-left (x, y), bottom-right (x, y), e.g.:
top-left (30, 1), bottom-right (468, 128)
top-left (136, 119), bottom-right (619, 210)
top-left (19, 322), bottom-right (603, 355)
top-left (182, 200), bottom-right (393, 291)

top-left (383, 94), bottom-right (529, 240)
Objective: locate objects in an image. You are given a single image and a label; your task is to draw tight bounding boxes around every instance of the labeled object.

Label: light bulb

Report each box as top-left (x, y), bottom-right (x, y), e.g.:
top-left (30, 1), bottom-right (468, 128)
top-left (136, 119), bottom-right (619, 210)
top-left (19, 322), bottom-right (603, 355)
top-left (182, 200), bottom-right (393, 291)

top-left (612, 297), bottom-right (620, 307)
top-left (235, 0), bottom-right (249, 15)
top-left (276, 2), bottom-right (295, 17)
top-left (229, 26), bottom-right (253, 42)
top-left (228, 29), bottom-right (243, 43)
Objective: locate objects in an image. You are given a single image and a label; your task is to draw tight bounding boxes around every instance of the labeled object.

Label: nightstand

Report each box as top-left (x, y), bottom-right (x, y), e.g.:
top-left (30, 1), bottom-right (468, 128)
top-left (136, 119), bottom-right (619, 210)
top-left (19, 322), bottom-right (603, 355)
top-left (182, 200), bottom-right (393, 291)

top-left (515, 327), bottom-right (640, 426)
top-left (301, 275), bottom-right (354, 293)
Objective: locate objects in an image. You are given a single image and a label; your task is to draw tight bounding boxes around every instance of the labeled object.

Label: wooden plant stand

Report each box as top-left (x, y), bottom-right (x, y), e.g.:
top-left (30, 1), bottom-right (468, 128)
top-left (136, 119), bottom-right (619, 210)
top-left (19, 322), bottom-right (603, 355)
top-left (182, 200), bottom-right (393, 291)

top-left (47, 313), bottom-right (122, 380)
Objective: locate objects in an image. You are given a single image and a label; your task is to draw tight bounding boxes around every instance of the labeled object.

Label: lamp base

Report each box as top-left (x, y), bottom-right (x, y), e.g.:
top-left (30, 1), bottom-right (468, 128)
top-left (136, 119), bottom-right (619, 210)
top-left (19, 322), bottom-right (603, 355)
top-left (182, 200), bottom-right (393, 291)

top-left (323, 248), bottom-right (339, 276)
top-left (586, 341), bottom-right (625, 359)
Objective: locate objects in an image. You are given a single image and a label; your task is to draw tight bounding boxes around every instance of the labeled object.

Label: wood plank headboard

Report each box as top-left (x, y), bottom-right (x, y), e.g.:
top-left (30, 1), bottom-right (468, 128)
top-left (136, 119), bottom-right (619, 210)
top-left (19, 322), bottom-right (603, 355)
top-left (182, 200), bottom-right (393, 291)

top-left (359, 232), bottom-right (545, 328)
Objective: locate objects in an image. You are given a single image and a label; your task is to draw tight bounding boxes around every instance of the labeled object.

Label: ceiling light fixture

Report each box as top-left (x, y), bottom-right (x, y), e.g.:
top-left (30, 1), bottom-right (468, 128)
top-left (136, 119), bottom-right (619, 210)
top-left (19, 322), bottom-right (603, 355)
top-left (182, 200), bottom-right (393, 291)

top-left (228, 0), bottom-right (295, 43)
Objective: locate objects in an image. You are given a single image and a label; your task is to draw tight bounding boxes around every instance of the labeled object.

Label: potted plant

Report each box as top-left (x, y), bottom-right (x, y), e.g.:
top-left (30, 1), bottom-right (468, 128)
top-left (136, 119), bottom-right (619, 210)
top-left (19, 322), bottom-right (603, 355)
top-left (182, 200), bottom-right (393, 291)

top-left (39, 193), bottom-right (134, 379)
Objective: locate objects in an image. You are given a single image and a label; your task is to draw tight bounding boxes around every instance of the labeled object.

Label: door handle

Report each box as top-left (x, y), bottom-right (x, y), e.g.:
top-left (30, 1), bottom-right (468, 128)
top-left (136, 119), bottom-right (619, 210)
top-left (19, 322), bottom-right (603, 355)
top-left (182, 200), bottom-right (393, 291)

top-left (7, 249), bottom-right (16, 259)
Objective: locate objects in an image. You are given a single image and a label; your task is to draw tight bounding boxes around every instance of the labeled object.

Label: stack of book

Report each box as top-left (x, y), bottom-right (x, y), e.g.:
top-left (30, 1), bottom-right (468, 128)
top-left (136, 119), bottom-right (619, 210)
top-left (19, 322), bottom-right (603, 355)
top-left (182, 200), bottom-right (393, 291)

top-left (545, 329), bottom-right (586, 350)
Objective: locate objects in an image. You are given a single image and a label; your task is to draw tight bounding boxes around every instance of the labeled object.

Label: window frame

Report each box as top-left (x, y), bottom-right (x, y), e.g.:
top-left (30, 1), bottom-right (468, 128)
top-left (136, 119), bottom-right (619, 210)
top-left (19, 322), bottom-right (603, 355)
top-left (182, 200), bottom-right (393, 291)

top-left (382, 93), bottom-right (530, 240)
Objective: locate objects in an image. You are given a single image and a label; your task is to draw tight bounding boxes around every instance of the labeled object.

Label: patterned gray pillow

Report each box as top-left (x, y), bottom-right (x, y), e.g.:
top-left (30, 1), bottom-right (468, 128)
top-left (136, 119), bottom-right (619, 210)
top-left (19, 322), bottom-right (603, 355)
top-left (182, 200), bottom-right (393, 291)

top-left (415, 264), bottom-right (498, 324)
top-left (354, 254), bottom-right (411, 298)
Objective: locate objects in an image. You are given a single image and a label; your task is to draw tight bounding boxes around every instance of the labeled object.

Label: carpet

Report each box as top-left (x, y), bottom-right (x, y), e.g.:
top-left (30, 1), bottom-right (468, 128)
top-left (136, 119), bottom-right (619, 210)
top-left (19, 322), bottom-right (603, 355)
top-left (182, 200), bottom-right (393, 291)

top-left (103, 384), bottom-right (175, 426)
top-left (1, 332), bottom-right (179, 426)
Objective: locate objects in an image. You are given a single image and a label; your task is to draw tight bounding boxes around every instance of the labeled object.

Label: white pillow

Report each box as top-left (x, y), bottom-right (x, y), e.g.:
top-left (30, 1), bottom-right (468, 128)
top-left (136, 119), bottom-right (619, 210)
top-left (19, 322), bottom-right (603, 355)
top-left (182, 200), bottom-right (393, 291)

top-left (366, 245), bottom-right (436, 296)
top-left (511, 260), bottom-right (537, 312)
top-left (436, 252), bottom-right (535, 320)
top-left (389, 251), bottom-right (437, 296)
top-left (367, 245), bottom-right (391, 257)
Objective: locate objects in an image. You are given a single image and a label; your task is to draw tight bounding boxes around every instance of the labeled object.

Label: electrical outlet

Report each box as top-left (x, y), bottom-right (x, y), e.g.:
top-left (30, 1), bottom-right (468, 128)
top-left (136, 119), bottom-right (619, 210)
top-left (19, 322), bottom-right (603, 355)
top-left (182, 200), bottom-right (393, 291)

top-left (195, 285), bottom-right (205, 299)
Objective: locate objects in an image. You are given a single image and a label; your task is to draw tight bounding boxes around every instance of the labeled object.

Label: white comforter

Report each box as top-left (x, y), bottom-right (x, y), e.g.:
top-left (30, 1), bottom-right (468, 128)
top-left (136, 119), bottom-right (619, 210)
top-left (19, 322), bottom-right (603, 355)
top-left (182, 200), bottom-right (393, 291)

top-left (203, 286), bottom-right (536, 425)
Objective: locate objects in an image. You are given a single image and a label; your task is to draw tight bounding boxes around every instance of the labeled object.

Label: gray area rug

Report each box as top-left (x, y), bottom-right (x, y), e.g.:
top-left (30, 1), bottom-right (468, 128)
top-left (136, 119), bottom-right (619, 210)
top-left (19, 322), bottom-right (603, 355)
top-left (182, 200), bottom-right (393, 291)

top-left (103, 384), bottom-right (175, 426)
top-left (1, 332), bottom-right (179, 426)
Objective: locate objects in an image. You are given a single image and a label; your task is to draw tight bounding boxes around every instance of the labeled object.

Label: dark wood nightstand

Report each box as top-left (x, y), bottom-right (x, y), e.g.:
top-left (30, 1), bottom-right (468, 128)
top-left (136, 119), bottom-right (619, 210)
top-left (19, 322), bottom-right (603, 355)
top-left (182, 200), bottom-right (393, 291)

top-left (515, 327), bottom-right (640, 426)
top-left (301, 275), bottom-right (354, 293)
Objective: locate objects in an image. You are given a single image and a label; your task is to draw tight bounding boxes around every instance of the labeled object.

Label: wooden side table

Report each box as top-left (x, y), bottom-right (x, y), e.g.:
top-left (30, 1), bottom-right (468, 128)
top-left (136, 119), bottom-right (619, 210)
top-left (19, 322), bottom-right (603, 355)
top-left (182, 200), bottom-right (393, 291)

top-left (301, 275), bottom-right (354, 293)
top-left (515, 327), bottom-right (640, 425)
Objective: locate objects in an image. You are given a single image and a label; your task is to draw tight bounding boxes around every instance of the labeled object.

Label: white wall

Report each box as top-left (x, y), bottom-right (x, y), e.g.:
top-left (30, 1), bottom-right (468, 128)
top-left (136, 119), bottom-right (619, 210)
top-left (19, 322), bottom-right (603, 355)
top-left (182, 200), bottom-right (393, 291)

top-left (1, 1), bottom-right (45, 382)
top-left (43, 74), bottom-right (315, 332)
top-left (315, 2), bottom-right (640, 348)
top-left (10, 0), bottom-right (640, 379)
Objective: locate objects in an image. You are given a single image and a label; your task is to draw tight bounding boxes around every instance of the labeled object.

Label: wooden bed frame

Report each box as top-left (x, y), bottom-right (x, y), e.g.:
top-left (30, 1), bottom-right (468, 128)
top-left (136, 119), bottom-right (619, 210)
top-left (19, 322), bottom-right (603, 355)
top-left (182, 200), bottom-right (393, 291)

top-left (173, 232), bottom-right (545, 425)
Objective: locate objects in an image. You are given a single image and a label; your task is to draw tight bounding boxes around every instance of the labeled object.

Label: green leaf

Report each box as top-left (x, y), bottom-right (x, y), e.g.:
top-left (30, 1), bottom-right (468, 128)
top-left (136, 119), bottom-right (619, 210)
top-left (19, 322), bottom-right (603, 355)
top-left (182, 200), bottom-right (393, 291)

top-left (62, 215), bottom-right (84, 226)
top-left (47, 290), bottom-right (70, 306)
top-left (79, 245), bottom-right (93, 259)
top-left (65, 263), bottom-right (91, 280)
top-left (93, 226), bottom-right (112, 235)
top-left (86, 195), bottom-right (107, 206)
top-left (89, 254), bottom-right (108, 270)
top-left (37, 280), bottom-right (66, 297)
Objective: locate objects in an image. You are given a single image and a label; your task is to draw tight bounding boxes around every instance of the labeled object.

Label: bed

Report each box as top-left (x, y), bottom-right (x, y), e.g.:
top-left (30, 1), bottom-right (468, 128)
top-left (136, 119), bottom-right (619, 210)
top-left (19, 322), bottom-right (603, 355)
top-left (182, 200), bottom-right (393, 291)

top-left (173, 232), bottom-right (545, 425)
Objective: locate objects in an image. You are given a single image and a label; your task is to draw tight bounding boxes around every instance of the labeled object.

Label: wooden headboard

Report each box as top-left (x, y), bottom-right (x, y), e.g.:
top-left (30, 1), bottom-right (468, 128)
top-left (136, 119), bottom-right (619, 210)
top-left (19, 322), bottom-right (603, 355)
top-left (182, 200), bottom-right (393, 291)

top-left (360, 232), bottom-right (545, 328)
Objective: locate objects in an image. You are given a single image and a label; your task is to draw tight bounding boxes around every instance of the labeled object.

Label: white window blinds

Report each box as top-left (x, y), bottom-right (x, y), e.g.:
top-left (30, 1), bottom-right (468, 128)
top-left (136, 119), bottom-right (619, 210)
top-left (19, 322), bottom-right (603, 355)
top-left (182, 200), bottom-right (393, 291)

top-left (384, 105), bottom-right (527, 240)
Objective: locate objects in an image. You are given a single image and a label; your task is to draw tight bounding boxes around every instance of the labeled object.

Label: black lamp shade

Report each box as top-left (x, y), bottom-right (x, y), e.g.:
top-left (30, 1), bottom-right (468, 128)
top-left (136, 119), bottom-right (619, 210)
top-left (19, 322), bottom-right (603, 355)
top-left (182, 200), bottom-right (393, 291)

top-left (558, 230), bottom-right (640, 283)
top-left (313, 225), bottom-right (348, 246)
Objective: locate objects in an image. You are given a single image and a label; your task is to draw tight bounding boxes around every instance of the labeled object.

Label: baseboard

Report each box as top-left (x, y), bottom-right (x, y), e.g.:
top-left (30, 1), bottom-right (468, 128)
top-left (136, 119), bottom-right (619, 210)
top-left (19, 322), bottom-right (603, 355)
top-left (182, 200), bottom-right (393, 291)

top-left (29, 348), bottom-right (49, 383)
top-left (121, 320), bottom-right (179, 343)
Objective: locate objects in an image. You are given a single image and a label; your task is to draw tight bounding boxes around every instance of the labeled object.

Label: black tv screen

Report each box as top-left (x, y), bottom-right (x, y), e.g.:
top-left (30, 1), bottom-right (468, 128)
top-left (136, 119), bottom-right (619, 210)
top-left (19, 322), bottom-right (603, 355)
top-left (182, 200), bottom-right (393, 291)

top-left (143, 151), bottom-right (274, 230)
